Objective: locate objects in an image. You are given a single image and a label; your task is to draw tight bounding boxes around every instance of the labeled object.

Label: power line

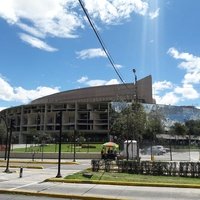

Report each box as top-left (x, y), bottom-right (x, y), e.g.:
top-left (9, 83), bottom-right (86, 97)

top-left (78, 0), bottom-right (127, 86)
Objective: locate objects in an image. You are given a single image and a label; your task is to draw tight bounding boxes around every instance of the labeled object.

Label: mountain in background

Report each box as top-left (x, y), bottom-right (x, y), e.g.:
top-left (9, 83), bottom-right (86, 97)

top-left (143, 104), bottom-right (200, 128)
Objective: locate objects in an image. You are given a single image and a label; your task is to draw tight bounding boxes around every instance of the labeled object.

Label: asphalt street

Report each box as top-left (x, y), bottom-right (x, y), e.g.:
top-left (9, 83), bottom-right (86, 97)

top-left (0, 194), bottom-right (75, 200)
top-left (141, 151), bottom-right (200, 161)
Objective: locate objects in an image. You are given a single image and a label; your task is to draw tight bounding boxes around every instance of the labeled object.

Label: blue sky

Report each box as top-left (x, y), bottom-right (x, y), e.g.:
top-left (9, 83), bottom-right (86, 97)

top-left (1, 0), bottom-right (200, 110)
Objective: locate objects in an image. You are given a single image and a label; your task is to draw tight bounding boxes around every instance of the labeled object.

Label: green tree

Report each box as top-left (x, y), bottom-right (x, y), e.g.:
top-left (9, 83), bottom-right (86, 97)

top-left (0, 124), bottom-right (6, 145)
top-left (169, 122), bottom-right (186, 137)
top-left (185, 120), bottom-right (200, 136)
top-left (110, 102), bottom-right (146, 160)
top-left (168, 122), bottom-right (187, 160)
top-left (38, 132), bottom-right (52, 144)
top-left (143, 110), bottom-right (165, 160)
top-left (144, 110), bottom-right (165, 143)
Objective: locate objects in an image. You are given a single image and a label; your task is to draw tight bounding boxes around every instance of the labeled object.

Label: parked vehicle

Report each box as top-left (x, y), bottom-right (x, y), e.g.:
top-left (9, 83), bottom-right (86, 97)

top-left (141, 145), bottom-right (169, 155)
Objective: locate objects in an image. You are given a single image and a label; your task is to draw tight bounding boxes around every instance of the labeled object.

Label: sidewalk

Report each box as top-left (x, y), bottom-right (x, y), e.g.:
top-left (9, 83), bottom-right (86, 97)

top-left (0, 159), bottom-right (125, 200)
top-left (0, 159), bottom-right (200, 200)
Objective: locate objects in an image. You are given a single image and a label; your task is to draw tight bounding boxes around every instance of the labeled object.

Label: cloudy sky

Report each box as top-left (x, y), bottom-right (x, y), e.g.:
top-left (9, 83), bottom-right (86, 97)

top-left (1, 0), bottom-right (200, 110)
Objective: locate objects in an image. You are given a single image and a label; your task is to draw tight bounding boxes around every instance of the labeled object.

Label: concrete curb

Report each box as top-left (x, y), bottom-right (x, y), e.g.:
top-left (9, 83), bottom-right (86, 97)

top-left (0, 165), bottom-right (43, 169)
top-left (0, 159), bottom-right (79, 165)
top-left (45, 178), bottom-right (200, 189)
top-left (0, 189), bottom-right (126, 200)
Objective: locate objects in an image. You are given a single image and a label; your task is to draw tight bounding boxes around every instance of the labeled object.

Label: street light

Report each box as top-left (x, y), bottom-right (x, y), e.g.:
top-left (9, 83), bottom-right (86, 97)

top-left (53, 109), bottom-right (65, 178)
top-left (132, 69), bottom-right (140, 162)
top-left (132, 69), bottom-right (138, 102)
top-left (4, 118), bottom-right (15, 173)
top-left (0, 114), bottom-right (9, 160)
top-left (73, 129), bottom-right (76, 162)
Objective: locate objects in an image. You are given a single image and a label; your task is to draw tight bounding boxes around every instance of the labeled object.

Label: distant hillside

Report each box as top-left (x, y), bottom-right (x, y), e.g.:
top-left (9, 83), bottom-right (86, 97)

top-left (143, 104), bottom-right (200, 127)
top-left (111, 102), bottom-right (200, 128)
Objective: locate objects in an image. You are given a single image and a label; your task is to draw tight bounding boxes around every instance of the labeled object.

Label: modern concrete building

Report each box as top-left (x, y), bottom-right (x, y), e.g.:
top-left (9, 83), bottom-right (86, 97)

top-left (0, 75), bottom-right (153, 143)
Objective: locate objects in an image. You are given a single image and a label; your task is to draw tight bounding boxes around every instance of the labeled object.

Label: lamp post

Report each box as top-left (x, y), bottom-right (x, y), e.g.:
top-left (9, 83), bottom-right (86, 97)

top-left (132, 69), bottom-right (138, 102)
top-left (0, 115), bottom-right (9, 160)
top-left (4, 118), bottom-right (15, 173)
top-left (54, 110), bottom-right (63, 178)
top-left (132, 69), bottom-right (140, 162)
top-left (73, 129), bottom-right (76, 162)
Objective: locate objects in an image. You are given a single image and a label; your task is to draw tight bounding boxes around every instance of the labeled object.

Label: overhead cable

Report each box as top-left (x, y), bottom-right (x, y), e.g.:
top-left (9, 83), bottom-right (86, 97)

top-left (78, 0), bottom-right (127, 86)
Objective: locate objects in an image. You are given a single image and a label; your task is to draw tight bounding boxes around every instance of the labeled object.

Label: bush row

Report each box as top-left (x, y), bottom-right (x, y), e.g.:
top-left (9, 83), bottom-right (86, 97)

top-left (91, 159), bottom-right (200, 177)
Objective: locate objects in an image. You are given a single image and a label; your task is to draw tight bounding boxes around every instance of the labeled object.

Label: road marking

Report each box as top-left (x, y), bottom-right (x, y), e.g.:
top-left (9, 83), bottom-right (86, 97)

top-left (8, 181), bottom-right (39, 191)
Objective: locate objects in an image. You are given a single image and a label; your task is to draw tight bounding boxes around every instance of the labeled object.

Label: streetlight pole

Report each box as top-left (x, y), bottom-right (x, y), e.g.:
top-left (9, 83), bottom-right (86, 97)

top-left (132, 69), bottom-right (140, 162)
top-left (4, 118), bottom-right (15, 173)
top-left (55, 110), bottom-right (63, 178)
top-left (73, 129), bottom-right (76, 162)
top-left (0, 115), bottom-right (9, 160)
top-left (133, 69), bottom-right (138, 102)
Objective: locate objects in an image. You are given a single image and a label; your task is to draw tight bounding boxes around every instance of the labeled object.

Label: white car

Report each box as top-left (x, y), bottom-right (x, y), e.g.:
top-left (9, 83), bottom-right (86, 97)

top-left (141, 145), bottom-right (169, 155)
top-left (152, 145), bottom-right (166, 155)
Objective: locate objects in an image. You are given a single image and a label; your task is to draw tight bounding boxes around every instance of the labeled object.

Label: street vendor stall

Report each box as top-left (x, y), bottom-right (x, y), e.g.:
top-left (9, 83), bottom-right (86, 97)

top-left (101, 142), bottom-right (119, 160)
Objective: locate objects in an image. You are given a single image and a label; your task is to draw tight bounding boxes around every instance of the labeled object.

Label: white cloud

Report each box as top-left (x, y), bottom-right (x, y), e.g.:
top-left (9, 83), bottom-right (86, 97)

top-left (183, 72), bottom-right (200, 84)
top-left (115, 64), bottom-right (123, 69)
top-left (0, 0), bottom-right (83, 50)
top-left (19, 33), bottom-right (58, 52)
top-left (76, 48), bottom-right (106, 59)
top-left (83, 0), bottom-right (148, 24)
top-left (77, 76), bottom-right (88, 83)
top-left (168, 48), bottom-right (195, 61)
top-left (174, 84), bottom-right (199, 100)
top-left (168, 48), bottom-right (200, 85)
top-left (17, 23), bottom-right (45, 38)
top-left (154, 92), bottom-right (180, 105)
top-left (86, 80), bottom-right (108, 86)
top-left (86, 79), bottom-right (120, 86)
top-left (0, 107), bottom-right (7, 111)
top-left (0, 76), bottom-right (59, 104)
top-left (153, 48), bottom-right (200, 105)
top-left (153, 81), bottom-right (173, 95)
top-left (105, 79), bottom-right (120, 85)
top-left (0, 0), bottom-right (82, 37)
top-left (14, 86), bottom-right (60, 103)
top-left (77, 76), bottom-right (120, 86)
top-left (87, 0), bottom-right (151, 26)
top-left (0, 0), bottom-right (151, 50)
top-left (153, 81), bottom-right (180, 105)
top-left (149, 8), bottom-right (160, 19)
top-left (0, 76), bottom-right (14, 101)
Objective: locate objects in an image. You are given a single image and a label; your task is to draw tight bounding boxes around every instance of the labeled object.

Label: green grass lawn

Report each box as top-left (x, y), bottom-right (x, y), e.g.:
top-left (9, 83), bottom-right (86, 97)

top-left (13, 143), bottom-right (104, 153)
top-left (65, 169), bottom-right (200, 185)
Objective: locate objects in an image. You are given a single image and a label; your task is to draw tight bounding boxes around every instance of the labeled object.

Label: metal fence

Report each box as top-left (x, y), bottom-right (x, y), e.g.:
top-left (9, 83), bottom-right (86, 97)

top-left (138, 141), bottom-right (200, 162)
top-left (91, 159), bottom-right (200, 178)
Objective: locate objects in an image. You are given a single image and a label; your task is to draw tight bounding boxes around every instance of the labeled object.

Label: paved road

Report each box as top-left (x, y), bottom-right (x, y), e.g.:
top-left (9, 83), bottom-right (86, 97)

top-left (141, 151), bottom-right (200, 161)
top-left (0, 159), bottom-right (200, 200)
top-left (1, 181), bottom-right (200, 200)
top-left (0, 194), bottom-right (75, 200)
